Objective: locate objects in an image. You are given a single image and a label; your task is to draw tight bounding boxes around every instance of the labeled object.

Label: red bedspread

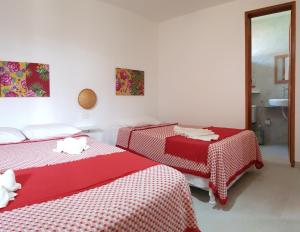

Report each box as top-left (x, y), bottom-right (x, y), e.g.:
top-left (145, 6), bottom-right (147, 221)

top-left (116, 124), bottom-right (263, 205)
top-left (165, 127), bottom-right (244, 165)
top-left (1, 151), bottom-right (157, 212)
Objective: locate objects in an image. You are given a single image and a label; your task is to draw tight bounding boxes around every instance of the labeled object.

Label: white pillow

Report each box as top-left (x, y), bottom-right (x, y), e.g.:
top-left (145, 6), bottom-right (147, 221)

top-left (0, 128), bottom-right (26, 144)
top-left (22, 123), bottom-right (81, 140)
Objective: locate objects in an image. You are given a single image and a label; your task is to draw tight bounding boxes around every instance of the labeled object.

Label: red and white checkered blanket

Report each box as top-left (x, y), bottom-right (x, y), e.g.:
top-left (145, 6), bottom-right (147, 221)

top-left (0, 137), bottom-right (200, 232)
top-left (116, 124), bottom-right (263, 204)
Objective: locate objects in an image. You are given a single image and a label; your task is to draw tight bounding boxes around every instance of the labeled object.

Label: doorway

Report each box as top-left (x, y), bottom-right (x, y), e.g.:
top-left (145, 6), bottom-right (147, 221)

top-left (245, 2), bottom-right (296, 167)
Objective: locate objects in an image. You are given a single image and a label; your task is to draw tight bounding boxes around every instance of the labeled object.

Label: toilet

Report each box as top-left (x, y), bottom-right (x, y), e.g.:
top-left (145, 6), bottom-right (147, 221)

top-left (252, 105), bottom-right (257, 123)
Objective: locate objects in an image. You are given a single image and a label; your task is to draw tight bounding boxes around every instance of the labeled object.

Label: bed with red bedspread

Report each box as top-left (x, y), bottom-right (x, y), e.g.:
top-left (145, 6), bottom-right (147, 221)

top-left (116, 123), bottom-right (264, 205)
top-left (0, 136), bottom-right (200, 232)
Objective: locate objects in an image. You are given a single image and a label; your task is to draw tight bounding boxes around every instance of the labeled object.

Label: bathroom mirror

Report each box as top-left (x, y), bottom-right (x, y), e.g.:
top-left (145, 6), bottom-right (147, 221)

top-left (274, 54), bottom-right (289, 84)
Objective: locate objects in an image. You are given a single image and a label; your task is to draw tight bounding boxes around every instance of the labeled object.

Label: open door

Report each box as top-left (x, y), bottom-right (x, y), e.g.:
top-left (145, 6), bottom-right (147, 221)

top-left (245, 2), bottom-right (296, 167)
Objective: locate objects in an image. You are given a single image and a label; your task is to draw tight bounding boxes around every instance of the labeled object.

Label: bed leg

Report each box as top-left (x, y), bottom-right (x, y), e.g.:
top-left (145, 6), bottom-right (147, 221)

top-left (208, 189), bottom-right (216, 206)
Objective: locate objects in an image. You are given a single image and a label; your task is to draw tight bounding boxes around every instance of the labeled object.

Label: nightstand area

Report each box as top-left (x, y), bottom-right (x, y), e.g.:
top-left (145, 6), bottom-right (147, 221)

top-left (78, 125), bottom-right (103, 141)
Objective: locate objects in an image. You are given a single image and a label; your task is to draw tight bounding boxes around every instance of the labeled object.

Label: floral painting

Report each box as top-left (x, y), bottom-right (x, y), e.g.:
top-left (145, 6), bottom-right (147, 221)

top-left (116, 68), bottom-right (144, 96)
top-left (0, 61), bottom-right (50, 97)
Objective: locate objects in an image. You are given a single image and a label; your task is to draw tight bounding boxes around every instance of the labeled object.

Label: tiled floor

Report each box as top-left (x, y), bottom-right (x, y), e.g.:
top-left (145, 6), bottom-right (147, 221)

top-left (260, 145), bottom-right (289, 164)
top-left (191, 145), bottom-right (300, 232)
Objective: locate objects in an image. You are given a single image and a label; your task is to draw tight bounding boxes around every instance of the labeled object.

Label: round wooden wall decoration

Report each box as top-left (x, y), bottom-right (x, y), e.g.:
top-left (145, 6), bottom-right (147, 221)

top-left (78, 89), bottom-right (97, 109)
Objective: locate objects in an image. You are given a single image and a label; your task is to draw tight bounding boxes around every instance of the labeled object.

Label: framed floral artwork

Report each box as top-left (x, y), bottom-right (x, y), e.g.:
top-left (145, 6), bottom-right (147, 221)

top-left (116, 68), bottom-right (144, 96)
top-left (0, 61), bottom-right (50, 97)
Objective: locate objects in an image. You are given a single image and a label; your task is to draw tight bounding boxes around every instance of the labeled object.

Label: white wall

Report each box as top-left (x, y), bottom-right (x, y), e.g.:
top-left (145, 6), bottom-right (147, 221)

top-left (157, 0), bottom-right (300, 161)
top-left (0, 0), bottom-right (158, 129)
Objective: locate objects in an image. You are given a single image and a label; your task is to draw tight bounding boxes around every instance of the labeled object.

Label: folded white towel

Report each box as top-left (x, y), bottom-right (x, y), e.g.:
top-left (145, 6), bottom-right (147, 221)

top-left (174, 126), bottom-right (219, 141)
top-left (0, 169), bottom-right (22, 192)
top-left (53, 137), bottom-right (90, 155)
top-left (174, 126), bottom-right (215, 136)
top-left (0, 169), bottom-right (21, 209)
top-left (187, 134), bottom-right (220, 141)
top-left (0, 186), bottom-right (10, 208)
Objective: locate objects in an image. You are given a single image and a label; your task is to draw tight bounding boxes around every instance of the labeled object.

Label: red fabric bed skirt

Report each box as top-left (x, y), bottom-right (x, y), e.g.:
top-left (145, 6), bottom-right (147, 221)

top-left (209, 159), bottom-right (264, 205)
top-left (1, 151), bottom-right (158, 212)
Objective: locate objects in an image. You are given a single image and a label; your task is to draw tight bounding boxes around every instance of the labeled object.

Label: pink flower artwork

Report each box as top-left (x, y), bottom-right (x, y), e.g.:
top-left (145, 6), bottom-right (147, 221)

top-left (0, 73), bottom-right (12, 86)
top-left (7, 62), bottom-right (21, 73)
top-left (116, 68), bottom-right (144, 96)
top-left (0, 60), bottom-right (50, 97)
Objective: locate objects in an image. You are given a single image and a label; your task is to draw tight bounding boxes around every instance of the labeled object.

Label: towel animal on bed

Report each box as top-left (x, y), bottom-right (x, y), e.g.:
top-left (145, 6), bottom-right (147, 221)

top-left (0, 169), bottom-right (22, 209)
top-left (53, 137), bottom-right (90, 155)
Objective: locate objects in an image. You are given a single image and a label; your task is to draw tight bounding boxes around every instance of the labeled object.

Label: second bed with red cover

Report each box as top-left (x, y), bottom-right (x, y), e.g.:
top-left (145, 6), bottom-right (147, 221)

top-left (116, 123), bottom-right (263, 205)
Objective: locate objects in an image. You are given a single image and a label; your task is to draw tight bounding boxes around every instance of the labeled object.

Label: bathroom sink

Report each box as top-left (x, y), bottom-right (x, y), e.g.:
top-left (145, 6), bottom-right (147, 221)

top-left (268, 98), bottom-right (288, 107)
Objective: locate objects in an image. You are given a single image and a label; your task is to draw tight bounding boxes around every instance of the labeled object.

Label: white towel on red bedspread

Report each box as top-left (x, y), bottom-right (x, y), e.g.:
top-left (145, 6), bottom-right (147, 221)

top-left (0, 169), bottom-right (21, 208)
top-left (53, 137), bottom-right (90, 155)
top-left (174, 126), bottom-right (219, 141)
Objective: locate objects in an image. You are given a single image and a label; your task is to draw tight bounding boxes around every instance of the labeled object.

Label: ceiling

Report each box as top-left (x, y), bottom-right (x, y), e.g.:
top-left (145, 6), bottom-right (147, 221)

top-left (98, 0), bottom-right (235, 22)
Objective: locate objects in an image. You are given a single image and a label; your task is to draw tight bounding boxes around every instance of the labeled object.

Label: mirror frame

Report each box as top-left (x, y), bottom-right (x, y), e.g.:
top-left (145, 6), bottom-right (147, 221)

top-left (274, 54), bottom-right (289, 84)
